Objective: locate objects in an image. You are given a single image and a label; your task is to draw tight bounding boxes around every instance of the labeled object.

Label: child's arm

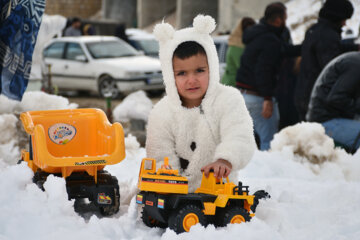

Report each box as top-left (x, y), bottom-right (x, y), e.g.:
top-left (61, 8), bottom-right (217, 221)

top-left (211, 88), bottom-right (256, 176)
top-left (145, 103), bottom-right (181, 170)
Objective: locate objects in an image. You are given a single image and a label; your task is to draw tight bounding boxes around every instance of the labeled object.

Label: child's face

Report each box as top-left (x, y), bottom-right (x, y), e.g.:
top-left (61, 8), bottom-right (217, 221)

top-left (172, 53), bottom-right (209, 108)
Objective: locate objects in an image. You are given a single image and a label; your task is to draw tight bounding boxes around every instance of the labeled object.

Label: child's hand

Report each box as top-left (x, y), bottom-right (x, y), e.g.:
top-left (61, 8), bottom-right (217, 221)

top-left (201, 159), bottom-right (232, 179)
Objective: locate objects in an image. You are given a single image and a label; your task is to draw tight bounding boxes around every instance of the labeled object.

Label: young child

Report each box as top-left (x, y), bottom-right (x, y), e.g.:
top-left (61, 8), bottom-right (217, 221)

top-left (146, 15), bottom-right (256, 192)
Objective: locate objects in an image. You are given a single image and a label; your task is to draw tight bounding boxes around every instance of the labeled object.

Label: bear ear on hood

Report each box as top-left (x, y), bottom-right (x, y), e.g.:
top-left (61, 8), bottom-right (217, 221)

top-left (153, 21), bottom-right (175, 42)
top-left (193, 15), bottom-right (216, 34)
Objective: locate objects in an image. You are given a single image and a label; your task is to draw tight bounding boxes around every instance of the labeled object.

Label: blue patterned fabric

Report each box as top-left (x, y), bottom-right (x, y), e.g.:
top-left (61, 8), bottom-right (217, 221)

top-left (0, 0), bottom-right (45, 101)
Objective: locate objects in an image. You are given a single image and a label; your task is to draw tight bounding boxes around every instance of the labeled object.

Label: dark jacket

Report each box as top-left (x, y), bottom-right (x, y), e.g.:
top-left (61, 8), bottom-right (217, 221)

top-left (295, 18), bottom-right (358, 119)
top-left (307, 52), bottom-right (360, 122)
top-left (236, 20), bottom-right (300, 98)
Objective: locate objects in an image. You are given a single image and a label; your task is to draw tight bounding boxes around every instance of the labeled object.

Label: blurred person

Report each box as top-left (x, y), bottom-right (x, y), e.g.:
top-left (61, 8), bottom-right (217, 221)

top-left (236, 2), bottom-right (300, 150)
top-left (82, 24), bottom-right (95, 35)
top-left (275, 27), bottom-right (301, 129)
top-left (114, 23), bottom-right (129, 43)
top-left (307, 52), bottom-right (360, 152)
top-left (221, 17), bottom-right (255, 87)
top-left (64, 17), bottom-right (82, 36)
top-left (295, 0), bottom-right (359, 121)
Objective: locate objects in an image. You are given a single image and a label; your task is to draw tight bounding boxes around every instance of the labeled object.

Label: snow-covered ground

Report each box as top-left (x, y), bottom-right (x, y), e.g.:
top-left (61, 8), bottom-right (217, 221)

top-left (0, 91), bottom-right (359, 240)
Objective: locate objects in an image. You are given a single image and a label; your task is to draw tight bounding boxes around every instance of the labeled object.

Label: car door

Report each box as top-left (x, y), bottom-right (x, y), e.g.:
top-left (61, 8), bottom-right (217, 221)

top-left (61, 42), bottom-right (96, 91)
top-left (43, 41), bottom-right (67, 86)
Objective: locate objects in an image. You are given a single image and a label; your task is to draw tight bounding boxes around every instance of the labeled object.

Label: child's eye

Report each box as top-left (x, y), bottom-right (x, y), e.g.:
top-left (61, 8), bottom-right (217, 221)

top-left (176, 71), bottom-right (185, 76)
top-left (196, 68), bottom-right (205, 73)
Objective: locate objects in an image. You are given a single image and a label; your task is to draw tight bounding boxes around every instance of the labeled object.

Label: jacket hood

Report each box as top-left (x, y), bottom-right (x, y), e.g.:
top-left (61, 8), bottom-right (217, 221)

top-left (153, 15), bottom-right (220, 110)
top-left (242, 18), bottom-right (283, 44)
top-left (228, 20), bottom-right (244, 48)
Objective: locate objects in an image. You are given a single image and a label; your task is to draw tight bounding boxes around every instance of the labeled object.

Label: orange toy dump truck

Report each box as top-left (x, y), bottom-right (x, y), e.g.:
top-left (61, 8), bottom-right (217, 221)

top-left (136, 158), bottom-right (269, 233)
top-left (20, 108), bottom-right (125, 215)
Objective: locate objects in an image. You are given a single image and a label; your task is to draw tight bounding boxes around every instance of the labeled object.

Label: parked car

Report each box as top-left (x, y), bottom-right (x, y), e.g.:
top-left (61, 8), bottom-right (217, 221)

top-left (212, 35), bottom-right (229, 78)
top-left (42, 36), bottom-right (164, 98)
top-left (126, 28), bottom-right (159, 58)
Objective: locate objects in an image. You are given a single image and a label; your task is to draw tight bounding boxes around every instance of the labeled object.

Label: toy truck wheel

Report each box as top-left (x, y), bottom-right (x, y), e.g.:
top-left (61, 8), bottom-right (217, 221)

top-left (141, 209), bottom-right (167, 228)
top-left (98, 174), bottom-right (120, 216)
top-left (217, 206), bottom-right (251, 227)
top-left (168, 204), bottom-right (206, 233)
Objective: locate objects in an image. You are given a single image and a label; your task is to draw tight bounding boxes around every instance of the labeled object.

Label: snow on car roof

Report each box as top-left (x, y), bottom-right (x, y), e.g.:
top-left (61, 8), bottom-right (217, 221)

top-left (56, 36), bottom-right (122, 43)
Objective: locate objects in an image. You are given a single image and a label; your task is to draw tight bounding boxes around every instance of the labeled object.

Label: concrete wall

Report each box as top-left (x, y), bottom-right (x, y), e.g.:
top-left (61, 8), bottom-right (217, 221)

top-left (176, 0), bottom-right (218, 28)
top-left (102, 0), bottom-right (137, 27)
top-left (45, 0), bottom-right (102, 19)
top-left (218, 0), bottom-right (288, 33)
top-left (137, 0), bottom-right (176, 28)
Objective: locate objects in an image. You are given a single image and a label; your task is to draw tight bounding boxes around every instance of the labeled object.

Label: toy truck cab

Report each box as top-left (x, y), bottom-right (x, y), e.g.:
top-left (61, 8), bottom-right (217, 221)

top-left (20, 108), bottom-right (125, 215)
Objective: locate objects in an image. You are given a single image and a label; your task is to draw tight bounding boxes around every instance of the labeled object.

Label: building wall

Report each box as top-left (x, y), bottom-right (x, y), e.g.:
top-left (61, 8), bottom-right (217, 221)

top-left (45, 0), bottom-right (102, 19)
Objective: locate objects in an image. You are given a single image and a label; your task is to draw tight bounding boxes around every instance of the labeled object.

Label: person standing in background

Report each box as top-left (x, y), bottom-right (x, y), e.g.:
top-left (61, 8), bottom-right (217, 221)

top-left (295, 0), bottom-right (359, 121)
top-left (221, 17), bottom-right (255, 87)
top-left (236, 2), bottom-right (287, 150)
top-left (64, 17), bottom-right (82, 37)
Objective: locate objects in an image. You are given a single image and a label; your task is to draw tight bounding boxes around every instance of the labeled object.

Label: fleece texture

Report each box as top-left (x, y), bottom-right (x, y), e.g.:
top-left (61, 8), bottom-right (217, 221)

top-left (146, 15), bottom-right (256, 192)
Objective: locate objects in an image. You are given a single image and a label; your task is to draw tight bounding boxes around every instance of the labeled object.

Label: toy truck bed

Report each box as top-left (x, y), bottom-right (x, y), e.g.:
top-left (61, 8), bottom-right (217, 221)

top-left (20, 108), bottom-right (125, 180)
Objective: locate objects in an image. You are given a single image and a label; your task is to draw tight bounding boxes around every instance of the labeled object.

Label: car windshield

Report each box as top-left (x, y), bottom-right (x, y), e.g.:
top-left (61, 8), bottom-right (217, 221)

top-left (136, 39), bottom-right (159, 55)
top-left (86, 40), bottom-right (139, 59)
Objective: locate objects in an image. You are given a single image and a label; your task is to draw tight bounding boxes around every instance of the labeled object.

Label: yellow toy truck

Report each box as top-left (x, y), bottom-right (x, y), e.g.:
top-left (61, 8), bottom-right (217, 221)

top-left (19, 108), bottom-right (125, 215)
top-left (136, 158), bottom-right (269, 233)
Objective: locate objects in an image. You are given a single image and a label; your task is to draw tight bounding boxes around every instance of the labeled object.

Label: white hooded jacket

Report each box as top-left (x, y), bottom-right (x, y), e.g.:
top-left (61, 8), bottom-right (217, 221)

top-left (146, 15), bottom-right (256, 192)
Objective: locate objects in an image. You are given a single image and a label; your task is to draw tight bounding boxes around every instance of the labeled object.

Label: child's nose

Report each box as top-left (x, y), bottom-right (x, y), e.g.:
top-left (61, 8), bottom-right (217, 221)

top-left (187, 73), bottom-right (197, 84)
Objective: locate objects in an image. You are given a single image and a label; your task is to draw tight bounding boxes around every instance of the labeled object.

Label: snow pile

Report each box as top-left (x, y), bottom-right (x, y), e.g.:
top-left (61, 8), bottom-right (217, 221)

top-left (113, 91), bottom-right (153, 122)
top-left (270, 122), bottom-right (340, 163)
top-left (0, 91), bottom-right (78, 114)
top-left (0, 114), bottom-right (19, 167)
top-left (30, 14), bottom-right (67, 81)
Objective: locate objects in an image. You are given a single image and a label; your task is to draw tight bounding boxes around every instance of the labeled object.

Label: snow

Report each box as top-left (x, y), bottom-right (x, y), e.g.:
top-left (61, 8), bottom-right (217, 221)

top-left (113, 91), bottom-right (153, 122)
top-left (0, 91), bottom-right (78, 114)
top-left (0, 91), bottom-right (360, 239)
top-left (30, 14), bottom-right (67, 81)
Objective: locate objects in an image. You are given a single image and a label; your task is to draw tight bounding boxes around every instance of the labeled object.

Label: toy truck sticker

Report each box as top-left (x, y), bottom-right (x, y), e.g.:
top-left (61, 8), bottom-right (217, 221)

top-left (48, 123), bottom-right (76, 145)
top-left (98, 193), bottom-right (112, 204)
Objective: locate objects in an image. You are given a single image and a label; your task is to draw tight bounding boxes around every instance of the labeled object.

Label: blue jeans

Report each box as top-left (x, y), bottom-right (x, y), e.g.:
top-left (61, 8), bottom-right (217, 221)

top-left (242, 93), bottom-right (279, 150)
top-left (322, 118), bottom-right (360, 150)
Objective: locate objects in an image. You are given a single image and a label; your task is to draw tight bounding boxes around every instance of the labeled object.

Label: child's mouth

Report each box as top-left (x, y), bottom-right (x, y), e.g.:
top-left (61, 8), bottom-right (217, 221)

top-left (187, 87), bottom-right (199, 91)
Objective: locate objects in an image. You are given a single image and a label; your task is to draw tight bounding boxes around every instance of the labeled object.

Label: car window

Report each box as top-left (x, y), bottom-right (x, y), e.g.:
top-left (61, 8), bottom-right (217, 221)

top-left (86, 40), bottom-right (139, 59)
top-left (64, 42), bottom-right (86, 61)
top-left (134, 39), bottom-right (159, 55)
top-left (43, 42), bottom-right (65, 59)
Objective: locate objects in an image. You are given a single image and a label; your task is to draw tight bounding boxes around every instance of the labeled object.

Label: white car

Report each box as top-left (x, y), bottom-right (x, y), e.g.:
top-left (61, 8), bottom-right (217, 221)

top-left (42, 36), bottom-right (163, 98)
top-left (126, 28), bottom-right (159, 58)
top-left (213, 35), bottom-right (229, 78)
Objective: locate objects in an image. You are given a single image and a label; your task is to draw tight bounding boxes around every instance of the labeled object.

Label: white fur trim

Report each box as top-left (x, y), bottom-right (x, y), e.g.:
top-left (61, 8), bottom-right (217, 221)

top-left (193, 15), bottom-right (216, 34)
top-left (153, 22), bottom-right (175, 42)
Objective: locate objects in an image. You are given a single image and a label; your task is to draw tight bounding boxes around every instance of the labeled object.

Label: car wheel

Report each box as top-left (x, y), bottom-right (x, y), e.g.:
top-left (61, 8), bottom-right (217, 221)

top-left (98, 75), bottom-right (120, 99)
